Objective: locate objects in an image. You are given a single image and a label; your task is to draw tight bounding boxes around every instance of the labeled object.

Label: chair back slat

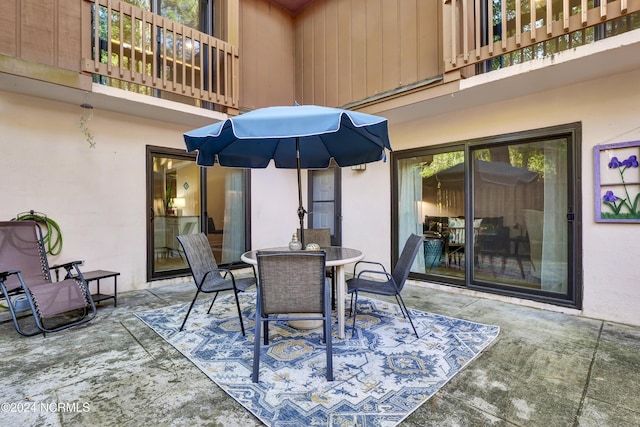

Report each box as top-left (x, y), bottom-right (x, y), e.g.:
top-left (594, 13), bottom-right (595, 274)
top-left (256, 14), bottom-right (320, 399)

top-left (392, 233), bottom-right (424, 291)
top-left (177, 233), bottom-right (222, 286)
top-left (256, 251), bottom-right (326, 315)
top-left (0, 221), bottom-right (50, 291)
top-left (297, 228), bottom-right (331, 247)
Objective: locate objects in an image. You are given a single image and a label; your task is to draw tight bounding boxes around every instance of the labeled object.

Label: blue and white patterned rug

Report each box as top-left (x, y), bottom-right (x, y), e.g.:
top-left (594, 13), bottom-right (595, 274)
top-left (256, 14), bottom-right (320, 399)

top-left (136, 291), bottom-right (499, 426)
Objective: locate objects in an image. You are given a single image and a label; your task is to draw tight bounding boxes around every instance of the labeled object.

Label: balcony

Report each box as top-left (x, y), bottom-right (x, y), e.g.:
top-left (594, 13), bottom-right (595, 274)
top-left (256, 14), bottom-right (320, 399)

top-left (3, 0), bottom-right (637, 121)
top-left (81, 0), bottom-right (239, 115)
top-left (444, 0), bottom-right (640, 79)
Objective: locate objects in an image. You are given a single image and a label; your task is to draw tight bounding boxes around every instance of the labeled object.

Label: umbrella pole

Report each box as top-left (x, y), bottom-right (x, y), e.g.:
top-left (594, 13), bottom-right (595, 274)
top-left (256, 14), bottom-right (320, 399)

top-left (296, 138), bottom-right (306, 248)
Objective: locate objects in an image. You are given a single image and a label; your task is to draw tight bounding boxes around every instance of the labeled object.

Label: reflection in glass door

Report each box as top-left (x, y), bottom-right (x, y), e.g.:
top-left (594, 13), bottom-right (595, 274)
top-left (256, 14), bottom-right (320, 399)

top-left (472, 140), bottom-right (569, 295)
top-left (394, 123), bottom-right (579, 306)
top-left (148, 147), bottom-right (201, 278)
top-left (147, 145), bottom-right (250, 280)
top-left (309, 165), bottom-right (342, 246)
top-left (399, 149), bottom-right (466, 280)
top-left (205, 166), bottom-right (249, 264)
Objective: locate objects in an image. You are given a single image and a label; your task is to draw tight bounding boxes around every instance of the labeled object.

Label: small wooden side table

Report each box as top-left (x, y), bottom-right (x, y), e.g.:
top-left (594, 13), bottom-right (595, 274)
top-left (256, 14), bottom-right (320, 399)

top-left (78, 270), bottom-right (120, 307)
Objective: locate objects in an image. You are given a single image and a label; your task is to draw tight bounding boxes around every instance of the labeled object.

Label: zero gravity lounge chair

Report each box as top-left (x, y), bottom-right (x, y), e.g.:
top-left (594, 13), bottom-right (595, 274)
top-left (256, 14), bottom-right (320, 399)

top-left (0, 221), bottom-right (96, 336)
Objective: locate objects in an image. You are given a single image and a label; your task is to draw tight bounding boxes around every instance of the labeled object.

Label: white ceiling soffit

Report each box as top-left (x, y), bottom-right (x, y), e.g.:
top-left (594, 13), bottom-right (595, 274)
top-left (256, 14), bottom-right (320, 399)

top-left (0, 73), bottom-right (226, 128)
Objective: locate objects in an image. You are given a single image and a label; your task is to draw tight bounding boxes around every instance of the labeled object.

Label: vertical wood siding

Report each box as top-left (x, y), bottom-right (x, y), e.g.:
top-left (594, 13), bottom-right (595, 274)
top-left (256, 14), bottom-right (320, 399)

top-left (0, 1), bottom-right (18, 57)
top-left (239, 0), bottom-right (296, 110)
top-left (293, 0), bottom-right (441, 107)
top-left (0, 0), bottom-right (82, 72)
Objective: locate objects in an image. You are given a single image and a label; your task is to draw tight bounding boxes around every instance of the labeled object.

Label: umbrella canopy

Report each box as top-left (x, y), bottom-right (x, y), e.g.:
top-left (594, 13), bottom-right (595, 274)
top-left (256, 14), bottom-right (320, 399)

top-left (183, 104), bottom-right (393, 245)
top-left (184, 105), bottom-right (392, 168)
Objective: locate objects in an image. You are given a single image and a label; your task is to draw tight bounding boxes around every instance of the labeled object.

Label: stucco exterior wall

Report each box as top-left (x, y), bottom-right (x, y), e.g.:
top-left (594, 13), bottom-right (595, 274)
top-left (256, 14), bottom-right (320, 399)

top-left (2, 67), bottom-right (639, 327)
top-left (388, 67), bottom-right (640, 327)
top-left (249, 157), bottom-right (392, 268)
top-left (0, 90), bottom-right (194, 291)
top-left (0, 88), bottom-right (390, 296)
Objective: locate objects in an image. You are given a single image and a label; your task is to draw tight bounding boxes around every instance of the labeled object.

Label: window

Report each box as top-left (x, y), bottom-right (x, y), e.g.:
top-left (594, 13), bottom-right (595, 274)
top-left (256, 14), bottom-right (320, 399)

top-left (393, 123), bottom-right (581, 307)
top-left (308, 164), bottom-right (342, 246)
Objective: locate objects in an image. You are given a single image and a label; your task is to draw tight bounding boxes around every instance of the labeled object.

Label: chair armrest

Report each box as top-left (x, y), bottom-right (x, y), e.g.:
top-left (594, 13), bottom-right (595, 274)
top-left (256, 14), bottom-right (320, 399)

top-left (0, 270), bottom-right (20, 280)
top-left (217, 267), bottom-right (234, 280)
top-left (356, 269), bottom-right (393, 281)
top-left (50, 260), bottom-right (84, 271)
top-left (355, 269), bottom-right (403, 292)
top-left (50, 261), bottom-right (85, 280)
top-left (0, 270), bottom-right (29, 293)
top-left (201, 268), bottom-right (230, 279)
top-left (352, 260), bottom-right (387, 276)
top-left (199, 267), bottom-right (241, 286)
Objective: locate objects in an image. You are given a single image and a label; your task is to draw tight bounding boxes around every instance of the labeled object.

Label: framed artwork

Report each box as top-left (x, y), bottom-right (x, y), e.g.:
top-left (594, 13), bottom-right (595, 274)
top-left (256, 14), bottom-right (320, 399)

top-left (594, 140), bottom-right (640, 223)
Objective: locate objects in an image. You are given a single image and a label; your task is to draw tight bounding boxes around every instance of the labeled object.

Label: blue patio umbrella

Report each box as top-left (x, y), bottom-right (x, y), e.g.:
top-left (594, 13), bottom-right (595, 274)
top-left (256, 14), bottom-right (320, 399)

top-left (183, 104), bottom-right (393, 246)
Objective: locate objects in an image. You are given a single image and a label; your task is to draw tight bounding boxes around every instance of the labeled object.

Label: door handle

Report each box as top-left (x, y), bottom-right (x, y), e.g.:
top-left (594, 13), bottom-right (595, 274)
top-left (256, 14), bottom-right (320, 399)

top-left (566, 208), bottom-right (574, 222)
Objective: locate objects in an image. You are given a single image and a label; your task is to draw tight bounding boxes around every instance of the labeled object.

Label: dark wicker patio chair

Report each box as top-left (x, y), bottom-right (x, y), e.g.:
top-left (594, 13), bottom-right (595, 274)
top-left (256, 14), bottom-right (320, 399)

top-left (177, 233), bottom-right (255, 334)
top-left (253, 250), bottom-right (333, 382)
top-left (347, 233), bottom-right (424, 338)
top-left (0, 221), bottom-right (96, 336)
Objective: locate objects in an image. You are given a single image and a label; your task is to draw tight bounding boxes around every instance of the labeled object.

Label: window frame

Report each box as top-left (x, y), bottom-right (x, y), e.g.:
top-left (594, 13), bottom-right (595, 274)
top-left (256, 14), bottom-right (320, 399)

top-left (145, 145), bottom-right (252, 282)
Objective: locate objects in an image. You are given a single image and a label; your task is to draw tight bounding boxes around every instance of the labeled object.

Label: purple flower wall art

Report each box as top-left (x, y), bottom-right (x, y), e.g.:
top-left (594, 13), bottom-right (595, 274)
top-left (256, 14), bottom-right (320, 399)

top-left (594, 142), bottom-right (640, 222)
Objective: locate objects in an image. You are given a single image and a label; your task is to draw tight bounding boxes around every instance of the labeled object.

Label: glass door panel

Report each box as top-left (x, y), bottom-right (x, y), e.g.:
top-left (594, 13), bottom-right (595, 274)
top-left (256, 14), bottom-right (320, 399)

top-left (205, 167), bottom-right (248, 264)
top-left (147, 146), bottom-right (202, 280)
top-left (148, 148), bottom-right (201, 279)
top-left (394, 123), bottom-right (578, 306)
top-left (309, 165), bottom-right (342, 246)
top-left (472, 139), bottom-right (569, 294)
top-left (401, 150), bottom-right (468, 279)
top-left (147, 146), bottom-right (250, 281)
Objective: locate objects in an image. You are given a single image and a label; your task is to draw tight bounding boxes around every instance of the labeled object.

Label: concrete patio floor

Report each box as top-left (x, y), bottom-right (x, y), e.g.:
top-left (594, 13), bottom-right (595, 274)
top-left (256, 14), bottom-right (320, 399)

top-left (1, 279), bottom-right (639, 426)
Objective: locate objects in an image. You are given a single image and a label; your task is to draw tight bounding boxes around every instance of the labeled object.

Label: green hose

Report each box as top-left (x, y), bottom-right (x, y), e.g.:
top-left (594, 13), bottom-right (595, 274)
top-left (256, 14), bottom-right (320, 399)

top-left (14, 211), bottom-right (63, 256)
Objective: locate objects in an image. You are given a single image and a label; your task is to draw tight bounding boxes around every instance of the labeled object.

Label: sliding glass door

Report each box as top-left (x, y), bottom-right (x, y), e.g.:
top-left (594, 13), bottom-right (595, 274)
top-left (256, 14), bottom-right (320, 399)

top-left (470, 138), bottom-right (571, 295)
top-left (146, 146), bottom-right (250, 280)
top-left (393, 123), bottom-right (581, 307)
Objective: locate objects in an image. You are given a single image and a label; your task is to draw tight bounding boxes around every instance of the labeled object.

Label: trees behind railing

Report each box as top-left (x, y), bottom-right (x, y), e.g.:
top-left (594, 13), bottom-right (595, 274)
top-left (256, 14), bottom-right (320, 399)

top-left (81, 0), bottom-right (238, 113)
top-left (444, 0), bottom-right (640, 77)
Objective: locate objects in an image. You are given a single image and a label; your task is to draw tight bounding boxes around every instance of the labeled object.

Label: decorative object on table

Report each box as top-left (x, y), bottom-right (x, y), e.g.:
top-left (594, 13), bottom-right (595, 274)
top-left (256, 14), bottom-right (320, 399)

top-left (183, 104), bottom-right (392, 247)
top-left (136, 291), bottom-right (499, 427)
top-left (305, 243), bottom-right (321, 250)
top-left (288, 233), bottom-right (302, 250)
top-left (593, 140), bottom-right (640, 222)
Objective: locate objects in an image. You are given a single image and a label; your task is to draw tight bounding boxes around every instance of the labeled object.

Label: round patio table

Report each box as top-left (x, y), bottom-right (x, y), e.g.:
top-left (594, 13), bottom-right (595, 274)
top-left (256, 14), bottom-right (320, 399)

top-left (241, 246), bottom-right (364, 339)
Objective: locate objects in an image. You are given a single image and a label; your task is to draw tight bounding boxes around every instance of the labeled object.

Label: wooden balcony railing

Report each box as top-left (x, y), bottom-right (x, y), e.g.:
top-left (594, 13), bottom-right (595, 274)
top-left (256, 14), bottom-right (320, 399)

top-left (444, 0), bottom-right (640, 76)
top-left (81, 0), bottom-right (239, 113)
